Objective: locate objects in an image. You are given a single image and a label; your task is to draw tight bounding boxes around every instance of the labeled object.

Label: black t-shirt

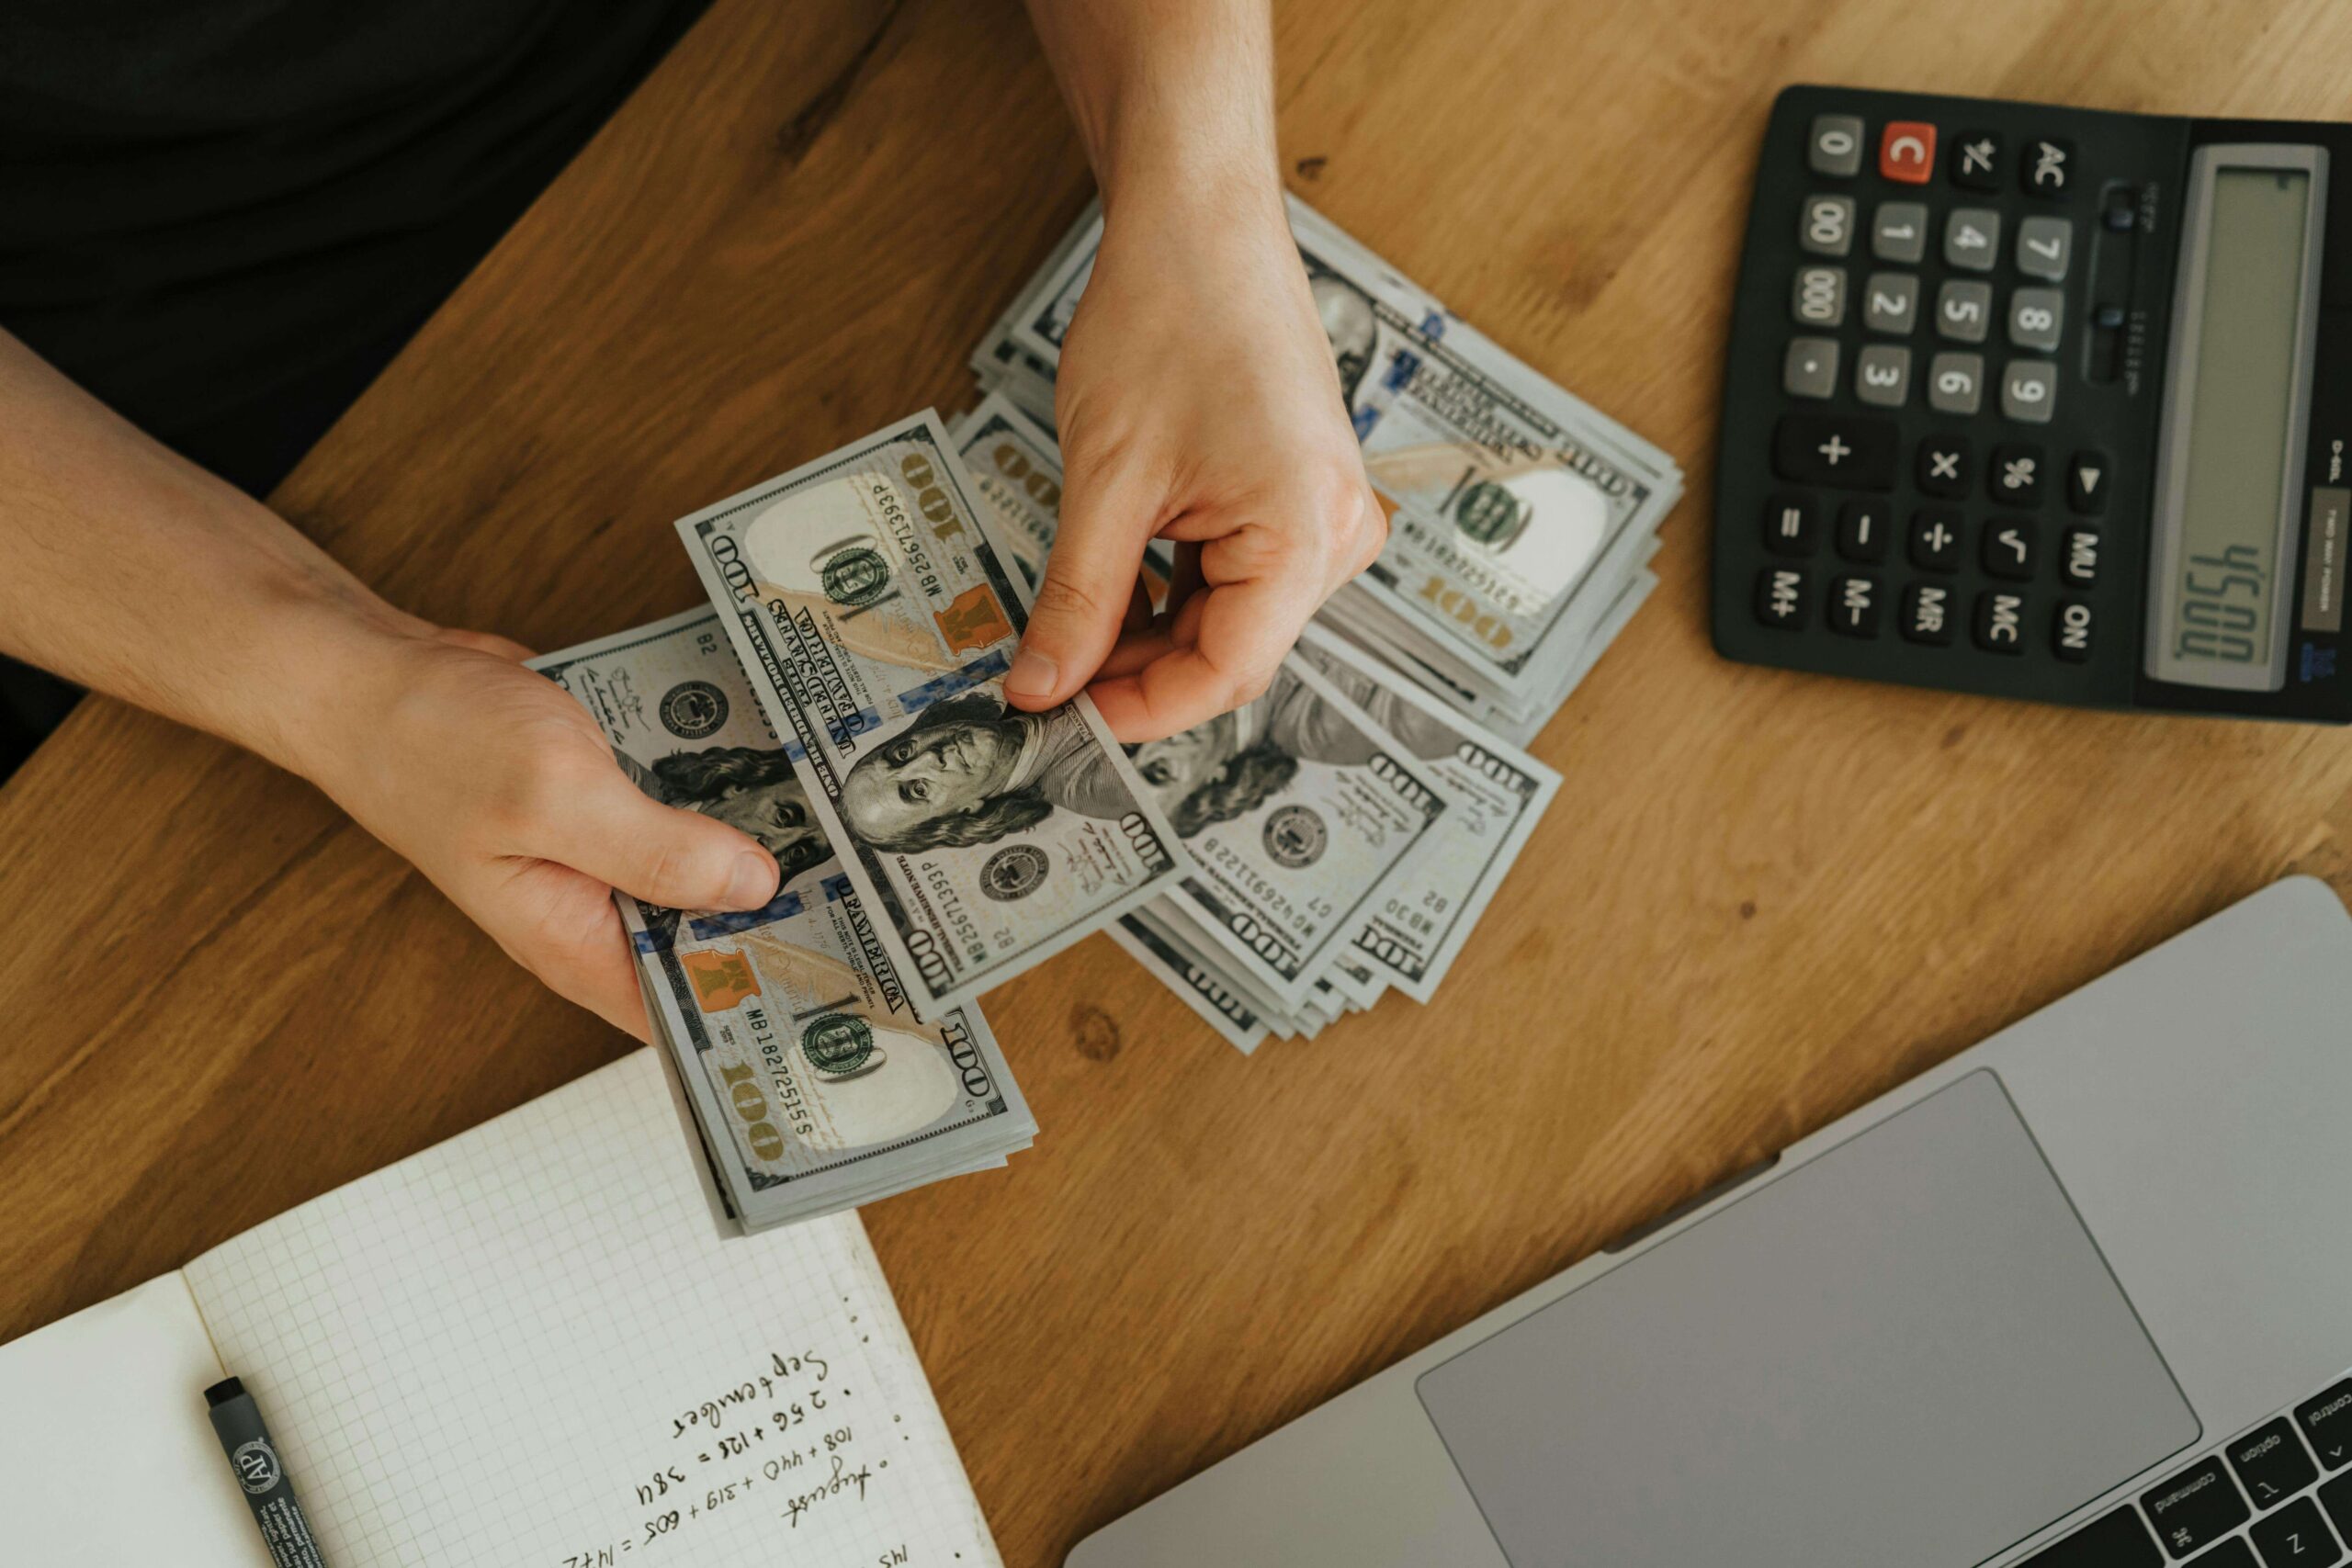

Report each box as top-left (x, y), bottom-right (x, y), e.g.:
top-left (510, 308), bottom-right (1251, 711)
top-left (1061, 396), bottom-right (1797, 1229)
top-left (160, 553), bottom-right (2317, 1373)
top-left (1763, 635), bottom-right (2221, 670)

top-left (0, 0), bottom-right (708, 494)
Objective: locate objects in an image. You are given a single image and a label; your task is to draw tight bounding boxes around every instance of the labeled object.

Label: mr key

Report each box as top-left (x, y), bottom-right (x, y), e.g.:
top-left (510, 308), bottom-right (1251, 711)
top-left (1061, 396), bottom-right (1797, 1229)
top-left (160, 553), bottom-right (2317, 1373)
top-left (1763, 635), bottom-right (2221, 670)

top-left (1713, 85), bottom-right (2352, 722)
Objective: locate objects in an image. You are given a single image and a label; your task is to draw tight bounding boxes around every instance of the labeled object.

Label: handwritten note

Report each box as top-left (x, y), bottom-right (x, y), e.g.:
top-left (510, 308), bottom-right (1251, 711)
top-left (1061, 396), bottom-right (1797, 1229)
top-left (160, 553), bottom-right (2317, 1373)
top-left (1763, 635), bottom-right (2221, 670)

top-left (177, 1052), bottom-right (1001, 1568)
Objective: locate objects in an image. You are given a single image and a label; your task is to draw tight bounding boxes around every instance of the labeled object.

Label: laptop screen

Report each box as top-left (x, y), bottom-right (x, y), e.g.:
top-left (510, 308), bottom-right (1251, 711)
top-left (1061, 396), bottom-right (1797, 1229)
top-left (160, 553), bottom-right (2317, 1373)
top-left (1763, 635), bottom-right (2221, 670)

top-left (1414, 1071), bottom-right (2199, 1568)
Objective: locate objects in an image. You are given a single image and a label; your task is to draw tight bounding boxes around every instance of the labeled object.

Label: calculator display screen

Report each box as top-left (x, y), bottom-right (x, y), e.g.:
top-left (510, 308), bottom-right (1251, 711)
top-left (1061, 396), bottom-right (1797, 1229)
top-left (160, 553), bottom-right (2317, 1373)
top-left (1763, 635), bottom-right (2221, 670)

top-left (2149, 149), bottom-right (2327, 692)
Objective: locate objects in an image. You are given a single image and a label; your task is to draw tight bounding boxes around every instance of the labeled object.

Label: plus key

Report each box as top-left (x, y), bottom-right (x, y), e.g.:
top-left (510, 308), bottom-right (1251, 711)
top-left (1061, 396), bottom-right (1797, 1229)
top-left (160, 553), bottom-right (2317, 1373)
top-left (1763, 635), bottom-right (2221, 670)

top-left (1773, 413), bottom-right (1898, 490)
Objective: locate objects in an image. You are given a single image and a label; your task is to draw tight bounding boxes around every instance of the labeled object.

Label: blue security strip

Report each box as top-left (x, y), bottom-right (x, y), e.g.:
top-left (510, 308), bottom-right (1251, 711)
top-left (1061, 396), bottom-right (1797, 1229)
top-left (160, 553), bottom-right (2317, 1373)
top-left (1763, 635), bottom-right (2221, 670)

top-left (688, 886), bottom-right (809, 940)
top-left (894, 648), bottom-right (1012, 712)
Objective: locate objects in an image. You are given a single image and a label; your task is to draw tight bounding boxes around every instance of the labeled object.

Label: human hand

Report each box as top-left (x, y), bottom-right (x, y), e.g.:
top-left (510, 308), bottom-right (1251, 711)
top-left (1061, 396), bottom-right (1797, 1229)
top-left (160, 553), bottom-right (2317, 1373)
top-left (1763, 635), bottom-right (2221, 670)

top-left (305, 626), bottom-right (782, 1039)
top-left (1003, 181), bottom-right (1385, 742)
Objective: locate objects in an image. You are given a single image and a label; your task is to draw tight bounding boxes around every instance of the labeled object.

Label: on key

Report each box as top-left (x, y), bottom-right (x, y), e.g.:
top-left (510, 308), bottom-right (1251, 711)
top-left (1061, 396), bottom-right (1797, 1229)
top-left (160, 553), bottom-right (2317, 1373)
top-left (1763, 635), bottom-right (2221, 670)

top-left (1774, 413), bottom-right (1899, 491)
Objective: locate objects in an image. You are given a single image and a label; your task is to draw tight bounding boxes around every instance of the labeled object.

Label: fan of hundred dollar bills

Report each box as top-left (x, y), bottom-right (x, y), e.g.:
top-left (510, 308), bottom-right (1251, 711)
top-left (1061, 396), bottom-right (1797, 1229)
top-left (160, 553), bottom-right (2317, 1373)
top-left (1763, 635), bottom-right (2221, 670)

top-left (529, 194), bottom-right (1679, 1232)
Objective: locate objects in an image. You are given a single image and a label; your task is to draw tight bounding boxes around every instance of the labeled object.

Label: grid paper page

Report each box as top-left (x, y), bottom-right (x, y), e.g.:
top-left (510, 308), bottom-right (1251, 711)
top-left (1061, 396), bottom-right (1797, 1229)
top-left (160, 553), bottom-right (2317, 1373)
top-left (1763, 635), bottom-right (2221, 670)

top-left (183, 1049), bottom-right (1001, 1568)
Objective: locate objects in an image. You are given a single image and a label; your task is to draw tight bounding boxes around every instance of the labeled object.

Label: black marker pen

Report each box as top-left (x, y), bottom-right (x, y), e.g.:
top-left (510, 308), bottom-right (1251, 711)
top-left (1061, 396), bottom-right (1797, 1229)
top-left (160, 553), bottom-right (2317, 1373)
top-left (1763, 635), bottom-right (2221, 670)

top-left (206, 1376), bottom-right (333, 1568)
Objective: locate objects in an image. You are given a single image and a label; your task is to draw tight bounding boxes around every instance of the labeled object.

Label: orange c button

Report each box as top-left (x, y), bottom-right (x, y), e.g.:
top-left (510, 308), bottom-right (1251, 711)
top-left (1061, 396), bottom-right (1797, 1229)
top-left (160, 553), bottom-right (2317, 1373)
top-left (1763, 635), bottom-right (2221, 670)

top-left (1880, 121), bottom-right (1936, 183)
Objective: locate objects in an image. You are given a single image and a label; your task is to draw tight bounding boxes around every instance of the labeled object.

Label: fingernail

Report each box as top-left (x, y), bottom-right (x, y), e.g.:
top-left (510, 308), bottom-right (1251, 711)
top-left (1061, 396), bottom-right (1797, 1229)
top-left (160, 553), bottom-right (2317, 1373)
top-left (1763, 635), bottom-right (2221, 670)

top-left (724, 852), bottom-right (778, 910)
top-left (1005, 646), bottom-right (1058, 704)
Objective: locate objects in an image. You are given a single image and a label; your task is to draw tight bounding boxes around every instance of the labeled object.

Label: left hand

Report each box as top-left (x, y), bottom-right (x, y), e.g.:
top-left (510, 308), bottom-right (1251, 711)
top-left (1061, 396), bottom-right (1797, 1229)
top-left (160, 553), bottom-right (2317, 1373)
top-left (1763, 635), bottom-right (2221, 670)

top-left (1001, 180), bottom-right (1386, 743)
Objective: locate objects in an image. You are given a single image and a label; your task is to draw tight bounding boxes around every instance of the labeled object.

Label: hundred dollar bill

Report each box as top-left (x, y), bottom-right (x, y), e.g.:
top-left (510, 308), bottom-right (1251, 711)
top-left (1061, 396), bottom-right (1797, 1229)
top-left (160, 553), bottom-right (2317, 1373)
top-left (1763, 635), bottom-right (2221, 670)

top-left (949, 391), bottom-right (1062, 590)
top-left (530, 608), bottom-right (1035, 1229)
top-left (675, 411), bottom-right (1186, 1014)
top-left (1008, 194), bottom-right (1679, 704)
top-left (1105, 912), bottom-right (1270, 1055)
top-left (1291, 623), bottom-right (1561, 1001)
top-left (1125, 651), bottom-right (1448, 1010)
top-left (952, 389), bottom-right (1174, 599)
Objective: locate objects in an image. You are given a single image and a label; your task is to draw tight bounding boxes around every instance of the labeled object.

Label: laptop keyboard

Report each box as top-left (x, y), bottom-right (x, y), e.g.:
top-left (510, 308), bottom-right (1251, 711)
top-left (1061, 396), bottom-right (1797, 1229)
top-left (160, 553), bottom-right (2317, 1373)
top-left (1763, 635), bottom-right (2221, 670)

top-left (2020, 1372), bottom-right (2352, 1565)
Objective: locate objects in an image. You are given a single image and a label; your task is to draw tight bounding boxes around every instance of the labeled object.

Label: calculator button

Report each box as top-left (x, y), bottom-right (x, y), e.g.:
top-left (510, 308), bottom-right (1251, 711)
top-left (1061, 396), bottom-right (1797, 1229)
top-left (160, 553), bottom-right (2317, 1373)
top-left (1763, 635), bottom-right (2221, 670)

top-left (1901, 581), bottom-right (1956, 644)
top-left (1756, 567), bottom-right (1809, 628)
top-left (2053, 601), bottom-right (2095, 663)
top-left (1808, 114), bottom-right (1865, 177)
top-left (1973, 591), bottom-right (2027, 653)
top-left (1990, 443), bottom-right (2046, 506)
top-left (2024, 136), bottom-right (2076, 197)
top-left (1928, 353), bottom-right (1985, 417)
top-left (1861, 272), bottom-right (1919, 335)
top-left (2250, 1495), bottom-right (2339, 1567)
top-left (1908, 507), bottom-right (1963, 571)
top-left (1792, 265), bottom-right (1848, 327)
top-left (1801, 194), bottom-right (1857, 256)
top-left (1774, 413), bottom-right (1897, 490)
top-left (2068, 450), bottom-right (2110, 514)
top-left (1855, 344), bottom-right (1911, 407)
top-left (1944, 209), bottom-right (2002, 272)
top-left (1783, 336), bottom-right (1840, 399)
top-left (1826, 575), bottom-right (1883, 637)
top-left (2062, 528), bottom-right (2101, 586)
top-left (2143, 1456), bottom-right (2253, 1557)
top-left (2018, 216), bottom-right (2075, 280)
top-left (1838, 499), bottom-right (1892, 563)
top-left (1879, 122), bottom-right (1936, 183)
top-left (1917, 434), bottom-right (1973, 497)
top-left (2009, 288), bottom-right (2066, 353)
top-left (2002, 360), bottom-right (2059, 423)
top-left (1763, 492), bottom-right (1819, 556)
top-left (1984, 519), bottom-right (2039, 580)
top-left (1937, 280), bottom-right (1994, 343)
top-left (1871, 200), bottom-right (1929, 264)
top-left (1951, 130), bottom-right (2004, 191)
top-left (2230, 1418), bottom-right (2321, 1511)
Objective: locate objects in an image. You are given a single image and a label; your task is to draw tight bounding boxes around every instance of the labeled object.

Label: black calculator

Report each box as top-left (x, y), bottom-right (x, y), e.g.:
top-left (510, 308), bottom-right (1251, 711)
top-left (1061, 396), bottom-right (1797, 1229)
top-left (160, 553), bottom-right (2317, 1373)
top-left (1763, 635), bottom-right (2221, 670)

top-left (1713, 85), bottom-right (2352, 721)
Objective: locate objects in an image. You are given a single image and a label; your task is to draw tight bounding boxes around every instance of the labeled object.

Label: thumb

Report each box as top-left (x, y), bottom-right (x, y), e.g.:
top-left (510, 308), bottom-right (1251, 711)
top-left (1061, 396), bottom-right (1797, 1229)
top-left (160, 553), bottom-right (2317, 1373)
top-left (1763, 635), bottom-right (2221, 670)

top-left (1006, 457), bottom-right (1159, 709)
top-left (528, 761), bottom-right (781, 913)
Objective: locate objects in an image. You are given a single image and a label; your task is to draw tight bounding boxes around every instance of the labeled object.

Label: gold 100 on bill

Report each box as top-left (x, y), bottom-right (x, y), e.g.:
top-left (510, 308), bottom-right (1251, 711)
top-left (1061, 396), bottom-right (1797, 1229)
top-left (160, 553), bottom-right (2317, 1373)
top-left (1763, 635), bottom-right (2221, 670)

top-left (676, 412), bottom-right (1186, 1013)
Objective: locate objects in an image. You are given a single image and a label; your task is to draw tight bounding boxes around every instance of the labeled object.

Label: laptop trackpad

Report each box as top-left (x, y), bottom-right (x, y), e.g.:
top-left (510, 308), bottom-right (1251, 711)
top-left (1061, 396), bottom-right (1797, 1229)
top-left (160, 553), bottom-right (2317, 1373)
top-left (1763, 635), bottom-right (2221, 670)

top-left (1415, 1071), bottom-right (2199, 1568)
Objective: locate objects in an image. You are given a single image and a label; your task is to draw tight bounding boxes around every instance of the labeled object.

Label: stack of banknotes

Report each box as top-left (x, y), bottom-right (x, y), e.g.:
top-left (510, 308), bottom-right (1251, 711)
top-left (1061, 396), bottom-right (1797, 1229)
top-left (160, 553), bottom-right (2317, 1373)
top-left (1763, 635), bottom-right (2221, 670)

top-left (968, 192), bottom-right (1685, 745)
top-left (524, 195), bottom-right (1679, 1225)
top-left (532, 606), bottom-right (1039, 1234)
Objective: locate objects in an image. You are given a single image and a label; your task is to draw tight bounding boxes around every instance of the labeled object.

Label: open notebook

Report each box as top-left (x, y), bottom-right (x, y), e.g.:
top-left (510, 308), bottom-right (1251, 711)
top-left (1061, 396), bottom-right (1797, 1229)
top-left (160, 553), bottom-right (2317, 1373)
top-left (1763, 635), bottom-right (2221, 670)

top-left (1, 1050), bottom-right (1003, 1568)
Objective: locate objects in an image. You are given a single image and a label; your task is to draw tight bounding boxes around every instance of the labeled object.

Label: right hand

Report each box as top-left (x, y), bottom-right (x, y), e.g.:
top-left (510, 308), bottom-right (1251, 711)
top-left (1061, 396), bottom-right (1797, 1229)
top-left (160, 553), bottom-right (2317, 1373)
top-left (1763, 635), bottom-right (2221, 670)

top-left (305, 626), bottom-right (782, 1039)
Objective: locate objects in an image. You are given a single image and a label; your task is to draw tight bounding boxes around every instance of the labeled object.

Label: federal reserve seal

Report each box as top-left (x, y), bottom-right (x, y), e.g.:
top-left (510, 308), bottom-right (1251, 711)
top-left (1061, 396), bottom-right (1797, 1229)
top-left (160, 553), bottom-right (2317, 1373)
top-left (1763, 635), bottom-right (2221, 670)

top-left (820, 545), bottom-right (893, 608)
top-left (801, 1013), bottom-right (876, 1077)
top-left (1262, 804), bottom-right (1328, 869)
top-left (979, 843), bottom-right (1050, 901)
top-left (658, 678), bottom-right (728, 739)
top-left (232, 1437), bottom-right (281, 1495)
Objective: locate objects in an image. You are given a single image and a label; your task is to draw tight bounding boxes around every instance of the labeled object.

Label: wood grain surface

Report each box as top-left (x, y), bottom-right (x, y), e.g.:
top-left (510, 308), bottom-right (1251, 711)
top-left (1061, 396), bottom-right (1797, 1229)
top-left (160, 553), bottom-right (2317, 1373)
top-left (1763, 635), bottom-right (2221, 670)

top-left (6, 1), bottom-right (2352, 1562)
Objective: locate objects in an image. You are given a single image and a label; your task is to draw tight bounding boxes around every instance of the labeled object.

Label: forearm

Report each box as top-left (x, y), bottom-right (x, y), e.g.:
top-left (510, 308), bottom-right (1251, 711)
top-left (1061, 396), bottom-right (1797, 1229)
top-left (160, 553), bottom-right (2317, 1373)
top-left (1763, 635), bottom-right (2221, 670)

top-left (1023, 0), bottom-right (1283, 219)
top-left (0, 328), bottom-right (424, 778)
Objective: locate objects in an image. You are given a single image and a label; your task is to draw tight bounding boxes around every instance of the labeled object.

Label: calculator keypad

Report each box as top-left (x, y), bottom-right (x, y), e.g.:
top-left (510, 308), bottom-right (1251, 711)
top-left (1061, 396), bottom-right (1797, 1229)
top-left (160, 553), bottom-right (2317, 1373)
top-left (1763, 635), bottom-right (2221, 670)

top-left (1936, 280), bottom-right (1993, 343)
top-left (1855, 344), bottom-right (1911, 407)
top-left (1871, 201), bottom-right (1929, 263)
top-left (1862, 273), bottom-right (1919, 334)
top-left (1944, 209), bottom-right (2002, 271)
top-left (1783, 337), bottom-right (1840, 399)
top-left (1802, 195), bottom-right (1857, 255)
top-left (1734, 91), bottom-right (2138, 703)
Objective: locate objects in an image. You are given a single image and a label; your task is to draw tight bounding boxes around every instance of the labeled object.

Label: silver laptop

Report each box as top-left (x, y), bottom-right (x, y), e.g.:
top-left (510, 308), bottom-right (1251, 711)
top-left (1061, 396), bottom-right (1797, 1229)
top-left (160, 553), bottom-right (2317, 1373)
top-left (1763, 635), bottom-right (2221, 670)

top-left (1070, 876), bottom-right (2352, 1568)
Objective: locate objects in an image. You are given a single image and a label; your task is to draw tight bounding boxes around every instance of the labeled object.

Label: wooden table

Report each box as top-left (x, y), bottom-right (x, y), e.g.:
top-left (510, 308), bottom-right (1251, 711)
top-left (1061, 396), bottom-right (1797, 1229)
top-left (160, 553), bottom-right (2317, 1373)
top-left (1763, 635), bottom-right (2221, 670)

top-left (7, 0), bottom-right (2352, 1560)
